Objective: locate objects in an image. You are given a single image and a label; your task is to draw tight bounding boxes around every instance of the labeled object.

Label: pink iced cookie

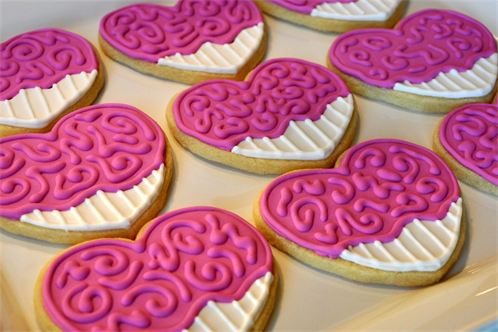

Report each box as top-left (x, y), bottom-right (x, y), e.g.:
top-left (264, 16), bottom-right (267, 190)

top-left (99, 0), bottom-right (266, 83)
top-left (436, 102), bottom-right (497, 195)
top-left (0, 103), bottom-right (172, 243)
top-left (36, 207), bottom-right (276, 331)
top-left (0, 28), bottom-right (103, 133)
top-left (169, 58), bottom-right (357, 174)
top-left (255, 139), bottom-right (464, 286)
top-left (328, 9), bottom-right (498, 112)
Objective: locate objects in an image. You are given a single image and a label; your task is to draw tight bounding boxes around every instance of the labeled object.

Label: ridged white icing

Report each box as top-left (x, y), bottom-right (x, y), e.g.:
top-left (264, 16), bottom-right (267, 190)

top-left (340, 197), bottom-right (462, 272)
top-left (157, 23), bottom-right (264, 74)
top-left (19, 164), bottom-right (165, 231)
top-left (0, 70), bottom-right (98, 129)
top-left (394, 54), bottom-right (498, 98)
top-left (311, 0), bottom-right (401, 21)
top-left (231, 94), bottom-right (353, 160)
top-left (186, 272), bottom-right (273, 332)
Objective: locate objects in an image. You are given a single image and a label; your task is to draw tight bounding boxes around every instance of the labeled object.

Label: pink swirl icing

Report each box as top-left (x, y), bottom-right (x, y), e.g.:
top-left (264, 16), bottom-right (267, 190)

top-left (268, 0), bottom-right (357, 14)
top-left (260, 139), bottom-right (460, 258)
top-left (1, 28), bottom-right (98, 101)
top-left (329, 9), bottom-right (497, 89)
top-left (0, 104), bottom-right (165, 220)
top-left (42, 207), bottom-right (272, 331)
top-left (99, 0), bottom-right (263, 63)
top-left (173, 58), bottom-right (350, 150)
top-left (439, 103), bottom-right (498, 185)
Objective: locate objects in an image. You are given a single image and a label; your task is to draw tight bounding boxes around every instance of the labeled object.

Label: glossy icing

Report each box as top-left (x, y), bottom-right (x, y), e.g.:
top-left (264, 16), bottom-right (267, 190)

top-left (260, 139), bottom-right (460, 259)
top-left (42, 207), bottom-right (273, 331)
top-left (173, 58), bottom-right (350, 152)
top-left (0, 103), bottom-right (165, 220)
top-left (100, 0), bottom-right (263, 62)
top-left (439, 103), bottom-right (498, 185)
top-left (0, 28), bottom-right (98, 101)
top-left (329, 9), bottom-right (497, 91)
top-left (311, 0), bottom-right (401, 21)
top-left (268, 0), bottom-right (357, 14)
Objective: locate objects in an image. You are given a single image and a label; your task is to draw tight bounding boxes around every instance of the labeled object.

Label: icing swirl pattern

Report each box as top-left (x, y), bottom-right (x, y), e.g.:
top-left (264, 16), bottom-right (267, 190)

top-left (42, 207), bottom-right (273, 331)
top-left (260, 139), bottom-right (460, 258)
top-left (1, 28), bottom-right (98, 101)
top-left (268, 0), bottom-right (357, 14)
top-left (329, 9), bottom-right (497, 88)
top-left (439, 103), bottom-right (498, 185)
top-left (0, 103), bottom-right (165, 219)
top-left (173, 58), bottom-right (350, 150)
top-left (99, 0), bottom-right (263, 62)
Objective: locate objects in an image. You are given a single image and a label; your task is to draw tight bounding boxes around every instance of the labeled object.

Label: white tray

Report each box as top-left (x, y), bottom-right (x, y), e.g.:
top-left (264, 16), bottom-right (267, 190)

top-left (1, 1), bottom-right (497, 330)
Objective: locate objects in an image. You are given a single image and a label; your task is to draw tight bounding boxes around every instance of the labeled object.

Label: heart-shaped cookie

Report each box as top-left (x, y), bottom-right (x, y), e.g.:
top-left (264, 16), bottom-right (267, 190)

top-left (434, 102), bottom-right (497, 195)
top-left (36, 207), bottom-right (276, 331)
top-left (0, 28), bottom-right (103, 135)
top-left (255, 139), bottom-right (463, 286)
top-left (169, 58), bottom-right (357, 174)
top-left (258, 0), bottom-right (407, 32)
top-left (99, 0), bottom-right (266, 84)
top-left (0, 103), bottom-right (172, 243)
top-left (328, 9), bottom-right (498, 112)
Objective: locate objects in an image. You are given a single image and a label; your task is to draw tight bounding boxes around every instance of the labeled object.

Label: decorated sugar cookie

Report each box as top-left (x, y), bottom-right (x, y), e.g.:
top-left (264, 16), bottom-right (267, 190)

top-left (258, 0), bottom-right (407, 32)
top-left (328, 9), bottom-right (498, 113)
top-left (36, 207), bottom-right (276, 331)
top-left (255, 139), bottom-right (464, 286)
top-left (434, 102), bottom-right (497, 195)
top-left (0, 28), bottom-right (104, 137)
top-left (99, 0), bottom-right (266, 84)
top-left (168, 58), bottom-right (358, 174)
top-left (0, 103), bottom-right (172, 244)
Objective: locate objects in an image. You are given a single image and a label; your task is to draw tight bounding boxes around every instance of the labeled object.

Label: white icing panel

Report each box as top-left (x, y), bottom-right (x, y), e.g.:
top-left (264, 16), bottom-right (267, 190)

top-left (158, 23), bottom-right (264, 74)
top-left (20, 164), bottom-right (165, 231)
top-left (231, 94), bottom-right (354, 160)
top-left (311, 0), bottom-right (401, 21)
top-left (340, 198), bottom-right (463, 272)
top-left (394, 54), bottom-right (498, 98)
top-left (0, 70), bottom-right (98, 128)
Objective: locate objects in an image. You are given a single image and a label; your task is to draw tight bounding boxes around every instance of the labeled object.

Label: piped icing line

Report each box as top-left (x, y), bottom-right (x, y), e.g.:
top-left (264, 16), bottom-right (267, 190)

top-left (260, 139), bottom-right (461, 260)
top-left (99, 0), bottom-right (263, 63)
top-left (158, 23), bottom-right (264, 74)
top-left (20, 164), bottom-right (165, 231)
top-left (267, 0), bottom-right (358, 14)
top-left (329, 9), bottom-right (498, 94)
top-left (311, 0), bottom-right (402, 21)
top-left (0, 103), bottom-right (165, 220)
top-left (41, 207), bottom-right (273, 331)
top-left (173, 58), bottom-right (350, 152)
top-left (340, 198), bottom-right (462, 272)
top-left (231, 94), bottom-right (353, 160)
top-left (186, 272), bottom-right (273, 332)
top-left (0, 28), bottom-right (99, 101)
top-left (439, 103), bottom-right (498, 185)
top-left (0, 70), bottom-right (98, 128)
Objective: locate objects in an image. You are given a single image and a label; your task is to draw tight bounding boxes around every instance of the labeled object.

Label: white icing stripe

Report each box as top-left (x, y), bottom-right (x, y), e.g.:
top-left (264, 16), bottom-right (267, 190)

top-left (394, 54), bottom-right (498, 98)
top-left (185, 272), bottom-right (273, 332)
top-left (231, 94), bottom-right (354, 160)
top-left (311, 0), bottom-right (401, 21)
top-left (157, 23), bottom-right (264, 74)
top-left (19, 164), bottom-right (165, 231)
top-left (0, 70), bottom-right (98, 128)
top-left (340, 198), bottom-right (463, 272)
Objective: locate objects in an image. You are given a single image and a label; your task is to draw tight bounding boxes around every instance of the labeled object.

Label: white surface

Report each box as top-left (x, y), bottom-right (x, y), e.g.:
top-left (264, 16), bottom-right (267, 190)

top-left (311, 0), bottom-right (402, 21)
top-left (0, 0), bottom-right (497, 331)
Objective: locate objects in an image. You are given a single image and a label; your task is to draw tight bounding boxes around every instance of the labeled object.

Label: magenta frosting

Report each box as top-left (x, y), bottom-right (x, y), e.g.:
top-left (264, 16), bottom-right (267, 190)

top-left (439, 103), bottom-right (498, 185)
top-left (329, 9), bottom-right (497, 89)
top-left (99, 0), bottom-right (263, 62)
top-left (260, 139), bottom-right (460, 258)
top-left (268, 0), bottom-right (357, 14)
top-left (42, 206), bottom-right (273, 331)
top-left (173, 58), bottom-right (350, 150)
top-left (0, 103), bottom-right (165, 220)
top-left (1, 28), bottom-right (98, 101)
